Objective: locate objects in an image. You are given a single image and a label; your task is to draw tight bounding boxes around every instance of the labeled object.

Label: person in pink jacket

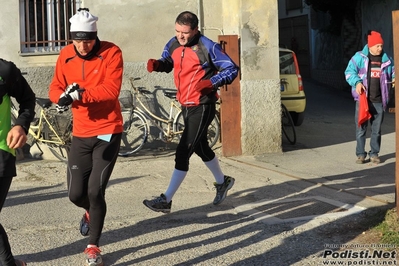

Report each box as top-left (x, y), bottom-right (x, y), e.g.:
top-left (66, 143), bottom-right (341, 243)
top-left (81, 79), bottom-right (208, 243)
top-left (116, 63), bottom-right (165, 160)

top-left (345, 31), bottom-right (395, 164)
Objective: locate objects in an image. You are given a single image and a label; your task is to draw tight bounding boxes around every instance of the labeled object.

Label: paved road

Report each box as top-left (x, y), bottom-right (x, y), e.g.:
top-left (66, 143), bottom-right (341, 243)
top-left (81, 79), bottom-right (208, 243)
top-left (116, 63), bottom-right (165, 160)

top-left (5, 79), bottom-right (397, 265)
top-left (257, 79), bottom-right (396, 205)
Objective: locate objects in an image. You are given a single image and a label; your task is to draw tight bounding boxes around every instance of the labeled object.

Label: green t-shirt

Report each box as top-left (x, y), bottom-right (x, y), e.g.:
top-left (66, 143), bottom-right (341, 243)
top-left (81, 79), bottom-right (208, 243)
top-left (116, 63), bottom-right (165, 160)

top-left (0, 94), bottom-right (15, 156)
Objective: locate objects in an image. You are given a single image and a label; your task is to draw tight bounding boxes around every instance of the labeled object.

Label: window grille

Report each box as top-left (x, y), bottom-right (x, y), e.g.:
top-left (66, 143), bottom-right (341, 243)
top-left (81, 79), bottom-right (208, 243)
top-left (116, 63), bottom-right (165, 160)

top-left (20, 0), bottom-right (82, 54)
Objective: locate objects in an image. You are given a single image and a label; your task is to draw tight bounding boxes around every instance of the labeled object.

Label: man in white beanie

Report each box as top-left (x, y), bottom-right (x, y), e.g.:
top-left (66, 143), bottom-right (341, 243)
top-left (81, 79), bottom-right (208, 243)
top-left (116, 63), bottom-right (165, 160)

top-left (49, 8), bottom-right (124, 266)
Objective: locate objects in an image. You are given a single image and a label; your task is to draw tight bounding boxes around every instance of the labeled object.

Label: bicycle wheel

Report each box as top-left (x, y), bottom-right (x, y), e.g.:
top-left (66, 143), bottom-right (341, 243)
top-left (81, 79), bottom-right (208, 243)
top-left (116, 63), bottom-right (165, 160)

top-left (208, 113), bottom-right (220, 148)
top-left (119, 109), bottom-right (148, 156)
top-left (174, 111), bottom-right (185, 141)
top-left (281, 104), bottom-right (296, 145)
top-left (174, 110), bottom-right (220, 148)
top-left (10, 100), bottom-right (21, 127)
top-left (11, 107), bottom-right (18, 125)
top-left (44, 114), bottom-right (73, 163)
top-left (48, 137), bottom-right (71, 163)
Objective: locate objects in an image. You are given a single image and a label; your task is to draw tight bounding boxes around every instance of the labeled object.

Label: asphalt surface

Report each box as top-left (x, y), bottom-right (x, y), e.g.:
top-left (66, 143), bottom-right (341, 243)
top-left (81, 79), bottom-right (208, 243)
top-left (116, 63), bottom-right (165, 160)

top-left (5, 79), bottom-right (397, 265)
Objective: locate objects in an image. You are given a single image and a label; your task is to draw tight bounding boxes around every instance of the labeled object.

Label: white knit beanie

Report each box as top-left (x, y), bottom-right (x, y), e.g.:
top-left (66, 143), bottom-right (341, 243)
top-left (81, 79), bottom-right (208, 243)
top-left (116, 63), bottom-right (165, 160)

top-left (69, 9), bottom-right (98, 40)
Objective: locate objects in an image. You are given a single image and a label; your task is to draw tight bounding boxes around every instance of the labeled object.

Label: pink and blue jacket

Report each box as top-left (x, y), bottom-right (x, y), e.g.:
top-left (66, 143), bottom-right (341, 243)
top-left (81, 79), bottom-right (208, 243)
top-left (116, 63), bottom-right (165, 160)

top-left (345, 44), bottom-right (394, 110)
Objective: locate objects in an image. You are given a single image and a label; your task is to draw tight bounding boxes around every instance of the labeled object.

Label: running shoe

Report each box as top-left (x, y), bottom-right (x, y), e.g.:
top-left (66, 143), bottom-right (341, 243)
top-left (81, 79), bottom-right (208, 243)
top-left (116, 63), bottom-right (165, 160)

top-left (84, 246), bottom-right (103, 266)
top-left (143, 193), bottom-right (172, 213)
top-left (80, 211), bottom-right (90, 236)
top-left (213, 175), bottom-right (235, 205)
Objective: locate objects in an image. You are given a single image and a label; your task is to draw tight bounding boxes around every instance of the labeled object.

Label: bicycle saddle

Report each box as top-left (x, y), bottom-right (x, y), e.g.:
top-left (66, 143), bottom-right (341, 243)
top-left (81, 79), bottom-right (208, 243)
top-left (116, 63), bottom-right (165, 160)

top-left (163, 91), bottom-right (177, 99)
top-left (35, 97), bottom-right (53, 108)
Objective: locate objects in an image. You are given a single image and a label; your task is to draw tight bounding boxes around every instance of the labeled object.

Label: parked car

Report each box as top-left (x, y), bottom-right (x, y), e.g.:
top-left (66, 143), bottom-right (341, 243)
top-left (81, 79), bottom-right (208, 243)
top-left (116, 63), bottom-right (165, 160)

top-left (279, 47), bottom-right (306, 126)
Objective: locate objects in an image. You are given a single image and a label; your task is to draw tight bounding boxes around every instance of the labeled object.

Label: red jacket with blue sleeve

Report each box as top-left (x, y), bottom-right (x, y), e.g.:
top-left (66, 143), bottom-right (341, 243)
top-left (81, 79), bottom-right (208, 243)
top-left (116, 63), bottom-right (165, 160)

top-left (156, 33), bottom-right (239, 106)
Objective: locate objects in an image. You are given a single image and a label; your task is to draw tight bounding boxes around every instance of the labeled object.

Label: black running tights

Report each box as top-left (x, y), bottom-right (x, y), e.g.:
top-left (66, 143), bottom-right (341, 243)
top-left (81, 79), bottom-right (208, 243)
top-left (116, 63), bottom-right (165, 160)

top-left (67, 133), bottom-right (121, 246)
top-left (175, 104), bottom-right (216, 171)
top-left (0, 176), bottom-right (16, 266)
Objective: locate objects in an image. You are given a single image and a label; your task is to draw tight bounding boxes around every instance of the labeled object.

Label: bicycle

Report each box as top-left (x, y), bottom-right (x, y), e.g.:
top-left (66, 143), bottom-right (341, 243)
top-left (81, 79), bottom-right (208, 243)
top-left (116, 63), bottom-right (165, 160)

top-left (281, 103), bottom-right (296, 145)
top-left (118, 77), bottom-right (221, 156)
top-left (11, 98), bottom-right (72, 163)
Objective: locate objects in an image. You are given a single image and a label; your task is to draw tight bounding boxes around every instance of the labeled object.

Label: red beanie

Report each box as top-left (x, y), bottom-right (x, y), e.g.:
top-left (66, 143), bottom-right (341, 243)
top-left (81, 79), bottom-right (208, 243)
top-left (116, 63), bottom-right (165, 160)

top-left (368, 31), bottom-right (384, 47)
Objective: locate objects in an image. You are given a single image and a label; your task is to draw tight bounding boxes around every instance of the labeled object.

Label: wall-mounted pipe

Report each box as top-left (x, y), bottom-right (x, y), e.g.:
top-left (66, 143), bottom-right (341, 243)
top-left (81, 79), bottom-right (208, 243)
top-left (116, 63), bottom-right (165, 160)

top-left (198, 0), bottom-right (203, 32)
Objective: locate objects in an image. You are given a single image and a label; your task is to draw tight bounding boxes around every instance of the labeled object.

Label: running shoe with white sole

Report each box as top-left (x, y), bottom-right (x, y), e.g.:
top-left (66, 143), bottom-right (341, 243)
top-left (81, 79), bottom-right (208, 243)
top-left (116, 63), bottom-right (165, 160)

top-left (143, 193), bottom-right (172, 213)
top-left (84, 246), bottom-right (103, 266)
top-left (213, 175), bottom-right (235, 205)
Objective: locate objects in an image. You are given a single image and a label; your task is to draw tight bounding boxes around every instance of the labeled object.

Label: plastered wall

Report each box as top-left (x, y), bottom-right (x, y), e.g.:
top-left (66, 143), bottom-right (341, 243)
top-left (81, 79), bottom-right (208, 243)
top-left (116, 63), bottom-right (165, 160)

top-left (239, 0), bottom-right (281, 154)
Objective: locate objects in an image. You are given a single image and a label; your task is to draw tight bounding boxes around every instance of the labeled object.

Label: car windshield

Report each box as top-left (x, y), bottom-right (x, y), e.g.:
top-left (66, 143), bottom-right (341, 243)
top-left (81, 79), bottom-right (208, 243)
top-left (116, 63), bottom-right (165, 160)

top-left (279, 51), bottom-right (296, 75)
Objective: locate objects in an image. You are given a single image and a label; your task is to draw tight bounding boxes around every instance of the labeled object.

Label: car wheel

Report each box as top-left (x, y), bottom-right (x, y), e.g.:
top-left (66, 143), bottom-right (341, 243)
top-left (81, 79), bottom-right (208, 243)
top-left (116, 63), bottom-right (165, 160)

top-left (290, 112), bottom-right (305, 126)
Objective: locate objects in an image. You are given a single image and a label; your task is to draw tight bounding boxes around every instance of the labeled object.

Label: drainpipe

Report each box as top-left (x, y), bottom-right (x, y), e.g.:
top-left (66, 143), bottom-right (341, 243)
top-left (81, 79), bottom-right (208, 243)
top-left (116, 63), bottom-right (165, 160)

top-left (198, 0), bottom-right (203, 32)
top-left (198, 0), bottom-right (224, 35)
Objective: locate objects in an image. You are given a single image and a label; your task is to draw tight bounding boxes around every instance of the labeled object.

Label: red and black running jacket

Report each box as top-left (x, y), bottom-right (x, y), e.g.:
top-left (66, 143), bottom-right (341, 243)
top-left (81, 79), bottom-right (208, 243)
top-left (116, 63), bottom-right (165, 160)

top-left (156, 33), bottom-right (239, 106)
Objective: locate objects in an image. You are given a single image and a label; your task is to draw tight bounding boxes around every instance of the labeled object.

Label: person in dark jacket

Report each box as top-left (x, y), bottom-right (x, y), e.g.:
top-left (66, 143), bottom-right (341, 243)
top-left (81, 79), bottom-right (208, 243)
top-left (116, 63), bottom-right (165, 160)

top-left (0, 58), bottom-right (35, 266)
top-left (143, 11), bottom-right (239, 213)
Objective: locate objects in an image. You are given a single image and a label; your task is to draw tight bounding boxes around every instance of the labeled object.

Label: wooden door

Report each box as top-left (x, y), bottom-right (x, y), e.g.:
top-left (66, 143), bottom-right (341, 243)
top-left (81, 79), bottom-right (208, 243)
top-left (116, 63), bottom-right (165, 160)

top-left (218, 35), bottom-right (241, 156)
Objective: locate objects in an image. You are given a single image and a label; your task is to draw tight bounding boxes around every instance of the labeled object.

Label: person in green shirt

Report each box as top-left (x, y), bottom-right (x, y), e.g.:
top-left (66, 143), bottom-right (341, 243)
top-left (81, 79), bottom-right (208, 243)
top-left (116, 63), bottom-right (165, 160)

top-left (0, 58), bottom-right (35, 266)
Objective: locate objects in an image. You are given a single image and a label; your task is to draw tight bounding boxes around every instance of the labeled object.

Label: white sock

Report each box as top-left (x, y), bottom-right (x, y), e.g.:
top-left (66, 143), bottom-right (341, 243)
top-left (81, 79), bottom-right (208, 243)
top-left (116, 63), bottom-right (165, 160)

top-left (204, 156), bottom-right (225, 184)
top-left (164, 169), bottom-right (187, 202)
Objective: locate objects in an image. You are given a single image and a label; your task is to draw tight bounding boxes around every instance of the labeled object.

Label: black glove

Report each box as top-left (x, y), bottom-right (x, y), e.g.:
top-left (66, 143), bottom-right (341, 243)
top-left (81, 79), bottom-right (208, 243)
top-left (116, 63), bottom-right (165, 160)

top-left (56, 104), bottom-right (69, 113)
top-left (57, 83), bottom-right (84, 106)
top-left (58, 93), bottom-right (73, 106)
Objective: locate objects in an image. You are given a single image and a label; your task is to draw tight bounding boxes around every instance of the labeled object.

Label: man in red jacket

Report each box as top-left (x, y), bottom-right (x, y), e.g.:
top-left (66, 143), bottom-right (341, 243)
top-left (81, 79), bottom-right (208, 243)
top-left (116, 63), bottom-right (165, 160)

top-left (143, 11), bottom-right (239, 213)
top-left (49, 8), bottom-right (123, 266)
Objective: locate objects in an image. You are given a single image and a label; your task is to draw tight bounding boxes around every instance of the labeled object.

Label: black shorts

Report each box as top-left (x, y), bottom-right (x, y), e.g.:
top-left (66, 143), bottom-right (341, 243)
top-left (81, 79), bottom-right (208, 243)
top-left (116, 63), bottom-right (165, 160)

top-left (0, 149), bottom-right (16, 178)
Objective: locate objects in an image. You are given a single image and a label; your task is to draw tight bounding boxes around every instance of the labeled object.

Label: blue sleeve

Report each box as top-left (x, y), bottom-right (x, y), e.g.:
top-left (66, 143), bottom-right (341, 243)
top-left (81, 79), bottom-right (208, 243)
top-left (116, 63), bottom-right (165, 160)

top-left (344, 53), bottom-right (363, 88)
top-left (157, 38), bottom-right (175, 73)
top-left (206, 41), bottom-right (239, 87)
